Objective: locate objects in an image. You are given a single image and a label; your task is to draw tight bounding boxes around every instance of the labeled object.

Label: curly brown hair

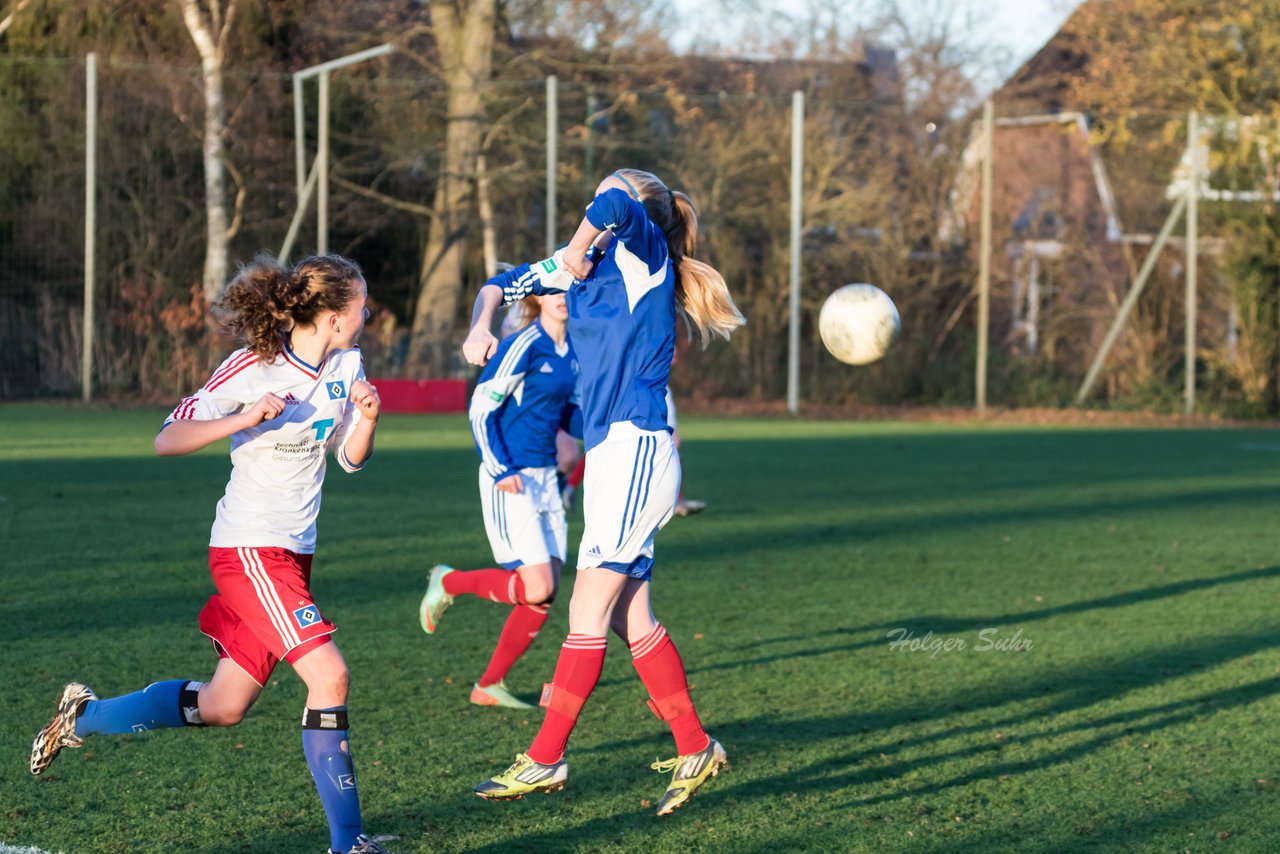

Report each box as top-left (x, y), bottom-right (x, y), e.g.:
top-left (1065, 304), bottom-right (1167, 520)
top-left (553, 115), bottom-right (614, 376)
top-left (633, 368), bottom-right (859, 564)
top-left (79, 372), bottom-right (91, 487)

top-left (216, 254), bottom-right (364, 361)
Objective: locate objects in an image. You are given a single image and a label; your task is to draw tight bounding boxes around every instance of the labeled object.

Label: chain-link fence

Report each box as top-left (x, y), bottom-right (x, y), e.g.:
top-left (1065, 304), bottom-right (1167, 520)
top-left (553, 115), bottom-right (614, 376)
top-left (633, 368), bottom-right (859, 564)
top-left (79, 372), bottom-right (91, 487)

top-left (4, 52), bottom-right (1279, 415)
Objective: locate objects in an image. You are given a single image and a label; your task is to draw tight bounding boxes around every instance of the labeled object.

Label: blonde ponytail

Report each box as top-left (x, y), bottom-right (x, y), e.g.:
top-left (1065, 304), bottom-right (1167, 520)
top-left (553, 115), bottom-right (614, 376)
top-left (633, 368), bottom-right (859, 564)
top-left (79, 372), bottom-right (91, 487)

top-left (674, 256), bottom-right (746, 346)
top-left (611, 169), bottom-right (746, 346)
top-left (668, 191), bottom-right (745, 346)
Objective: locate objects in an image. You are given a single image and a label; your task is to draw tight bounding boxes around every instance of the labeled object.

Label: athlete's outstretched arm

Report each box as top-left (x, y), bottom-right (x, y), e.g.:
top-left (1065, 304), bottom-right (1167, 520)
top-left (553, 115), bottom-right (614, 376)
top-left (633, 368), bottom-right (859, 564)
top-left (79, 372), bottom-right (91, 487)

top-left (464, 257), bottom-right (575, 366)
top-left (462, 284), bottom-right (503, 367)
top-left (154, 393), bottom-right (285, 456)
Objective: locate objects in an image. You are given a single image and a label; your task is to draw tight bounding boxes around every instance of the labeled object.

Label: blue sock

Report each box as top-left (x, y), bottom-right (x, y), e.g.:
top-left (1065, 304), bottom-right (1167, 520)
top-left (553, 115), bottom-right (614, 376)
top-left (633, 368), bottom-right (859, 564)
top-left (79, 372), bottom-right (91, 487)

top-left (302, 706), bottom-right (363, 853)
top-left (75, 680), bottom-right (203, 736)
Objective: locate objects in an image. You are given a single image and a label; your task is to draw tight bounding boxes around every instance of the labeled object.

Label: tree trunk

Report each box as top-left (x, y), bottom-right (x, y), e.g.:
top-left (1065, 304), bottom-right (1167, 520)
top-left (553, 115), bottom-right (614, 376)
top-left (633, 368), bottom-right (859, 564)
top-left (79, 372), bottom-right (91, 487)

top-left (179, 0), bottom-right (234, 304)
top-left (409, 0), bottom-right (496, 375)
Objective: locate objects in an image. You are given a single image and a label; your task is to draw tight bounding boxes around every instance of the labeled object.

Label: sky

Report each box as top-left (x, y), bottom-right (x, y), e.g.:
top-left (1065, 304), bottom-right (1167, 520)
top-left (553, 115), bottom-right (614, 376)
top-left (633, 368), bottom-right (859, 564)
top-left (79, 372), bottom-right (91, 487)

top-left (671, 0), bottom-right (1080, 94)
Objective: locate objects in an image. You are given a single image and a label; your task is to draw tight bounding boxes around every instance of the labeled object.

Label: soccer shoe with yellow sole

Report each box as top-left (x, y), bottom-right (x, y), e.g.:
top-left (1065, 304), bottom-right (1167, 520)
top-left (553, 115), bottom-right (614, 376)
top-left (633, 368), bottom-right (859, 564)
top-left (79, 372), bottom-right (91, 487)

top-left (30, 682), bottom-right (97, 775)
top-left (470, 681), bottom-right (534, 709)
top-left (651, 737), bottom-right (728, 815)
top-left (473, 753), bottom-right (568, 799)
top-left (419, 565), bottom-right (455, 635)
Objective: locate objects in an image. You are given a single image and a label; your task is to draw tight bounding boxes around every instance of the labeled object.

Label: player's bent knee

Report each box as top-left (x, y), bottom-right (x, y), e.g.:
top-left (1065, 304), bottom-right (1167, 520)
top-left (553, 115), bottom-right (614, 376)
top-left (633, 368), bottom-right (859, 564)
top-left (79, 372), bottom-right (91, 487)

top-left (201, 701), bottom-right (250, 727)
top-left (519, 566), bottom-right (559, 604)
top-left (525, 579), bottom-right (559, 605)
top-left (325, 666), bottom-right (351, 702)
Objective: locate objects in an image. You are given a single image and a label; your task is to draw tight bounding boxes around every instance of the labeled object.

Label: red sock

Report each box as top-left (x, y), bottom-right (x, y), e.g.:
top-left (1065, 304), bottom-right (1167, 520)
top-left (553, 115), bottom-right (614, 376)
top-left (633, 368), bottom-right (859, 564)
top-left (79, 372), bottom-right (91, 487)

top-left (526, 634), bottom-right (606, 764)
top-left (443, 569), bottom-right (525, 604)
top-left (630, 625), bottom-right (709, 756)
top-left (567, 456), bottom-right (586, 489)
top-left (478, 604), bottom-right (550, 687)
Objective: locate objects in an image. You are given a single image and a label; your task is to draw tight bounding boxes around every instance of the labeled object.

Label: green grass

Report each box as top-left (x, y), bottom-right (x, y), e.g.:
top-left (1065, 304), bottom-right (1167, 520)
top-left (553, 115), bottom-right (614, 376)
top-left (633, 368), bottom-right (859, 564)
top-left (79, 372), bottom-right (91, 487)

top-left (4, 403), bottom-right (1280, 852)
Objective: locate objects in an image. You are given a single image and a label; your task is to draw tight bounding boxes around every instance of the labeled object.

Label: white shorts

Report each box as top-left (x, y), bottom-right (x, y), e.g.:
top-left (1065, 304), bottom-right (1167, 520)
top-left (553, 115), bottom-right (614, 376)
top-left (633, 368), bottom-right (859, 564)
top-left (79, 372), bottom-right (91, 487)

top-left (577, 421), bottom-right (680, 579)
top-left (479, 465), bottom-right (567, 569)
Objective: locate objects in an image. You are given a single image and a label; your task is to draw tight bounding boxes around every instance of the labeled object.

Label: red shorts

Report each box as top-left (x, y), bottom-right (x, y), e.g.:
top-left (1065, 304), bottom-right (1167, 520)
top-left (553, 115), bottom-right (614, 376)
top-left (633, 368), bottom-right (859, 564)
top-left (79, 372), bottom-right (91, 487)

top-left (198, 547), bottom-right (336, 687)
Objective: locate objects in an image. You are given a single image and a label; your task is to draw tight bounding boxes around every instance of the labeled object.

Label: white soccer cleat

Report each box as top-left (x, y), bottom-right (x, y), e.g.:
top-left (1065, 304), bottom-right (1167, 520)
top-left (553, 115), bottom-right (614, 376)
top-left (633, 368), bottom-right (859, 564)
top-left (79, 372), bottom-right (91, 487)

top-left (419, 565), bottom-right (455, 635)
top-left (673, 498), bottom-right (707, 517)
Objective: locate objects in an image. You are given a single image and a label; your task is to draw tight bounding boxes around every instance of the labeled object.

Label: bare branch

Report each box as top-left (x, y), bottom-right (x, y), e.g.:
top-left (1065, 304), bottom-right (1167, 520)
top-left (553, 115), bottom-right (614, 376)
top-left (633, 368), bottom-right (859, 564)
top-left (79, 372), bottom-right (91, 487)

top-left (331, 174), bottom-right (436, 218)
top-left (221, 156), bottom-right (245, 242)
top-left (0, 0), bottom-right (32, 39)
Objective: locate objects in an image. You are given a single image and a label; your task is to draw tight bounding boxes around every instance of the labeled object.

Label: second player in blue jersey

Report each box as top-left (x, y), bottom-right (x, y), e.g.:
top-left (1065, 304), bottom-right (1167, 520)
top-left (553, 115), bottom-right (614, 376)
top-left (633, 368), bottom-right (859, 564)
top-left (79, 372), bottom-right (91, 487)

top-left (420, 292), bottom-right (580, 710)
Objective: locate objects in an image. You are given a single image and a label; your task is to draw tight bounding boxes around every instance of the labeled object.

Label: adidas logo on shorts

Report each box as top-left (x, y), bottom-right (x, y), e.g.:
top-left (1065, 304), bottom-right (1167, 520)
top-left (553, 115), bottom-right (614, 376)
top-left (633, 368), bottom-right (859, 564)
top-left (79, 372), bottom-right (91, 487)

top-left (587, 545), bottom-right (602, 557)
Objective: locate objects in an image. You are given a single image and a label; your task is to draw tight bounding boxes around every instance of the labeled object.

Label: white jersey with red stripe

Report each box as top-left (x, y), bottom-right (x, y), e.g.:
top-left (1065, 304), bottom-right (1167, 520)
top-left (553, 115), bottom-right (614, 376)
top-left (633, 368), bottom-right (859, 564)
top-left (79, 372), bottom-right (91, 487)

top-left (164, 344), bottom-right (369, 554)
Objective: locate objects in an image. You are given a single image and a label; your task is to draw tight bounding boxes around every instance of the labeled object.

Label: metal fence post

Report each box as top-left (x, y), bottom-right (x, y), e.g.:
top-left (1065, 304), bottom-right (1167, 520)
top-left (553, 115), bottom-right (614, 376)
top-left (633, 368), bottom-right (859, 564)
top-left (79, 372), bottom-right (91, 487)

top-left (976, 100), bottom-right (994, 415)
top-left (82, 52), bottom-right (97, 403)
top-left (787, 90), bottom-right (804, 415)
top-left (546, 74), bottom-right (558, 255)
top-left (317, 69), bottom-right (329, 256)
top-left (1185, 110), bottom-right (1199, 415)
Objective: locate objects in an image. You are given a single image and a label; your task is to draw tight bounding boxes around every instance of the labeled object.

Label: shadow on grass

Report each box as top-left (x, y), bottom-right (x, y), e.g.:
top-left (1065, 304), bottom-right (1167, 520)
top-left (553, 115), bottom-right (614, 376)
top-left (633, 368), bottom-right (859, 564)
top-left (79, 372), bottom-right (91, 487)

top-left (683, 625), bottom-right (1280, 822)
top-left (677, 563), bottom-right (1280, 678)
top-left (907, 773), bottom-right (1268, 854)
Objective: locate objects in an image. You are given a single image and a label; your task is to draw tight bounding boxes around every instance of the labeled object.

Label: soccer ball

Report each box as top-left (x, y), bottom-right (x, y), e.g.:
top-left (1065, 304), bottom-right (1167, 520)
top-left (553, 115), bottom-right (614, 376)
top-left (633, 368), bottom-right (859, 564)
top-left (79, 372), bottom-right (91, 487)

top-left (818, 284), bottom-right (900, 366)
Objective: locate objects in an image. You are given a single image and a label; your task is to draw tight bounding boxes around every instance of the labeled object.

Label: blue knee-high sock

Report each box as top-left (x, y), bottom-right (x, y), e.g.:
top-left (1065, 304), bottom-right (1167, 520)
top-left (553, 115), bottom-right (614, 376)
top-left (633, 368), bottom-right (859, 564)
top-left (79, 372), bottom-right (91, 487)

top-left (75, 680), bottom-right (205, 736)
top-left (302, 706), bottom-right (363, 853)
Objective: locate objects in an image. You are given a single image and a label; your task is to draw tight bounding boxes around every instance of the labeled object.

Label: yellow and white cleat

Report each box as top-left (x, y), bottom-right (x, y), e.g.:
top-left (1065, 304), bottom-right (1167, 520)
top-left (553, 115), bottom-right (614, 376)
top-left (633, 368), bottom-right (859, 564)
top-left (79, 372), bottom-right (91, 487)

top-left (474, 753), bottom-right (568, 800)
top-left (651, 737), bottom-right (728, 815)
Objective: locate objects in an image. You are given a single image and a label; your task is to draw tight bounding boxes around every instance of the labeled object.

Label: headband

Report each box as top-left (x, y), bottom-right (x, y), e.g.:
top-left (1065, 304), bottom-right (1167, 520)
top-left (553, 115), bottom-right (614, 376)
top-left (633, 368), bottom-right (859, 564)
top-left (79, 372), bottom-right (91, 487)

top-left (613, 171), bottom-right (641, 201)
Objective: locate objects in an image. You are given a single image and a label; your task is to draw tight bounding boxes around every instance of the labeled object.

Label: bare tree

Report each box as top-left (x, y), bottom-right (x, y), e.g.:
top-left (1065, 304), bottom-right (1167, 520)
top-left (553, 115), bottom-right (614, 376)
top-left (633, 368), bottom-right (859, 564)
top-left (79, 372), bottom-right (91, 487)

top-left (179, 0), bottom-right (236, 303)
top-left (405, 0), bottom-right (497, 374)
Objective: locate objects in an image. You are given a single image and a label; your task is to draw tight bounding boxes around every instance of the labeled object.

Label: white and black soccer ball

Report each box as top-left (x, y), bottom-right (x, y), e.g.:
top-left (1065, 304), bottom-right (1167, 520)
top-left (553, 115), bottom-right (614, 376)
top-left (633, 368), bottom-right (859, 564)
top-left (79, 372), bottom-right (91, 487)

top-left (818, 283), bottom-right (900, 366)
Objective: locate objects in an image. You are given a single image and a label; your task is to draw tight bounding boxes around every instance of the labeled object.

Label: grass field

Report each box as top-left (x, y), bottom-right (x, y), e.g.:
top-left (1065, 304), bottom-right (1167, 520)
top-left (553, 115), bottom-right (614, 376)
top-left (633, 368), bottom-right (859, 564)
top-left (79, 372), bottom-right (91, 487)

top-left (4, 403), bottom-right (1280, 853)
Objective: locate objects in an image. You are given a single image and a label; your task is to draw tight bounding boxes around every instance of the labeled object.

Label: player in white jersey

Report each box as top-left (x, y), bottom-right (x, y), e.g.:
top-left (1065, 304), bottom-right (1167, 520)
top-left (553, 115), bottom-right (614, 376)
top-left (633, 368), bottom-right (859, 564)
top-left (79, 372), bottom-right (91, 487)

top-left (29, 255), bottom-right (399, 854)
top-left (463, 169), bottom-right (744, 815)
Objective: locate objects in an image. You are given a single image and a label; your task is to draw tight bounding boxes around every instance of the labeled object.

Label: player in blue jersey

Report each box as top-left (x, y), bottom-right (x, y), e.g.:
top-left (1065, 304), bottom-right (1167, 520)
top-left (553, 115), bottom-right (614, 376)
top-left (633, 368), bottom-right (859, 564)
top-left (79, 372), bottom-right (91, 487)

top-left (419, 291), bottom-right (579, 709)
top-left (29, 255), bottom-right (399, 854)
top-left (461, 169), bottom-right (745, 815)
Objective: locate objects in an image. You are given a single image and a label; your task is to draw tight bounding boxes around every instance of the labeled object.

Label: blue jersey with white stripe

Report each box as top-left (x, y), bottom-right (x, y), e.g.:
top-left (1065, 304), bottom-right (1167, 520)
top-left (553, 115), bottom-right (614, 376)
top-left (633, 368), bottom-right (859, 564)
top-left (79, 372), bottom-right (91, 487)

top-left (470, 320), bottom-right (580, 480)
top-left (489, 188), bottom-right (675, 451)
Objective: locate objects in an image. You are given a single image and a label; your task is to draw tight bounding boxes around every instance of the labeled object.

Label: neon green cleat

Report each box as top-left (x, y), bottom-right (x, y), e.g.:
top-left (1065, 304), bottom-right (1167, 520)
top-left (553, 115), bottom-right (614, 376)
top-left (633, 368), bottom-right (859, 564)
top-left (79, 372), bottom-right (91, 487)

top-left (651, 737), bottom-right (728, 816)
top-left (470, 681), bottom-right (534, 709)
top-left (419, 565), bottom-right (455, 635)
top-left (474, 753), bottom-right (568, 800)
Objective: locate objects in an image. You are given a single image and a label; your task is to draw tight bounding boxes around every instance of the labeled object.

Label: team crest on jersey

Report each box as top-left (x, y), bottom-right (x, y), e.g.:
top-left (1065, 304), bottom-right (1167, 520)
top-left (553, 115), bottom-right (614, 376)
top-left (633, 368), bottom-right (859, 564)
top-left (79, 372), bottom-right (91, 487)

top-left (326, 380), bottom-right (346, 400)
top-left (293, 604), bottom-right (322, 628)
